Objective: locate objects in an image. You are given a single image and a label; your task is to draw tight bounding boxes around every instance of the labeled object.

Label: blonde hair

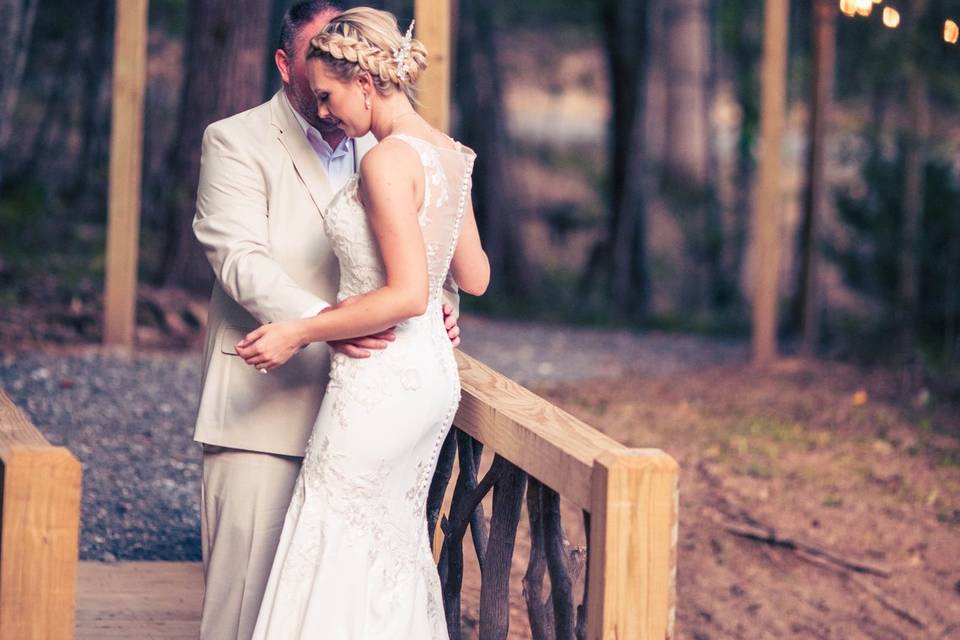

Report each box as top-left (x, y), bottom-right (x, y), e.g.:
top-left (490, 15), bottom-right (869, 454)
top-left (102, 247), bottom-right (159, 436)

top-left (306, 7), bottom-right (427, 102)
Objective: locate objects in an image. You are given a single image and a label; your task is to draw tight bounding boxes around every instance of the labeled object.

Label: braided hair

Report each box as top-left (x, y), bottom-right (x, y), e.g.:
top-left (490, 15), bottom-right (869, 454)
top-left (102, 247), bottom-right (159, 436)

top-left (306, 7), bottom-right (427, 102)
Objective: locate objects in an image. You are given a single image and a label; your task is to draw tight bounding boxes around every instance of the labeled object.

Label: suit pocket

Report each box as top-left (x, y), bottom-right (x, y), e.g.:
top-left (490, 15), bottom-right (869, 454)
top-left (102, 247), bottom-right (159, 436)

top-left (219, 325), bottom-right (255, 355)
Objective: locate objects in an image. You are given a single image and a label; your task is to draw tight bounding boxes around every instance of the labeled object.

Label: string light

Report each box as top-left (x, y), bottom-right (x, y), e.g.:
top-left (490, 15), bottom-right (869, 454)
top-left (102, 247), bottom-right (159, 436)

top-left (854, 0), bottom-right (873, 17)
top-left (838, 0), bottom-right (959, 47)
top-left (946, 20), bottom-right (959, 44)
top-left (882, 7), bottom-right (900, 29)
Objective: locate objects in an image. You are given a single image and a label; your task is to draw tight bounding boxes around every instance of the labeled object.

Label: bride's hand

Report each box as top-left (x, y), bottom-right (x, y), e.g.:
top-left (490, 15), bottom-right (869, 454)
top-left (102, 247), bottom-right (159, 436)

top-left (236, 321), bottom-right (306, 372)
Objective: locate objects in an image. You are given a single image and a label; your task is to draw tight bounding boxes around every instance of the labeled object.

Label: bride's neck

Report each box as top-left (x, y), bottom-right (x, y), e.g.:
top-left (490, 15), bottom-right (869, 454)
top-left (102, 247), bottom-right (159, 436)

top-left (369, 92), bottom-right (418, 141)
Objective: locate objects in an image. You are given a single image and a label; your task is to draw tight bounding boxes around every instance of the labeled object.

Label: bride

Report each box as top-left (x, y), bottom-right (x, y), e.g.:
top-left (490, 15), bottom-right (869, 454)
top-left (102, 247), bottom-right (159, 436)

top-left (235, 6), bottom-right (488, 638)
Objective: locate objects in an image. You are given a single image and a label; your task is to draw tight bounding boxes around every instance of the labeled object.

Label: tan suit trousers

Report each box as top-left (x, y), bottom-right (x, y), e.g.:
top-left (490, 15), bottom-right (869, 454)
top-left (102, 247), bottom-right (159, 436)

top-left (199, 445), bottom-right (302, 640)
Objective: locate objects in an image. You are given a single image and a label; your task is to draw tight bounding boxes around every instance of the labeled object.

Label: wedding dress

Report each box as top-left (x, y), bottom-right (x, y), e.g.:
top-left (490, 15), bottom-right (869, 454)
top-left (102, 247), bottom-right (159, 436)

top-left (251, 133), bottom-right (475, 639)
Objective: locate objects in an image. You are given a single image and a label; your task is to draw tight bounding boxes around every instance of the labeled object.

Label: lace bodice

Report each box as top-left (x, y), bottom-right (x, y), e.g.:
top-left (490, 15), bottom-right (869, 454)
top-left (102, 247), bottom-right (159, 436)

top-left (322, 134), bottom-right (476, 306)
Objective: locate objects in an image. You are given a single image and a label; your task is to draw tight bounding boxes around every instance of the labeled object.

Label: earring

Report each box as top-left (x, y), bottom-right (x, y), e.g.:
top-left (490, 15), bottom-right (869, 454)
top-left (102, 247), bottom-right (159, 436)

top-left (363, 93), bottom-right (370, 110)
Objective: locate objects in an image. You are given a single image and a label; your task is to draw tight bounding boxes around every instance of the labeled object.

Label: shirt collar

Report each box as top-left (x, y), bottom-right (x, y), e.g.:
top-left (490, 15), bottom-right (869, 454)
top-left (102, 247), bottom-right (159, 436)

top-left (284, 92), bottom-right (352, 159)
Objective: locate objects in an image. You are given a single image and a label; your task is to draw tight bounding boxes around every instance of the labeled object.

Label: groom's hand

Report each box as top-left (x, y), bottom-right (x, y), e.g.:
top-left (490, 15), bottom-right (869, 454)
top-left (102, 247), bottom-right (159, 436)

top-left (443, 303), bottom-right (461, 348)
top-left (327, 296), bottom-right (396, 359)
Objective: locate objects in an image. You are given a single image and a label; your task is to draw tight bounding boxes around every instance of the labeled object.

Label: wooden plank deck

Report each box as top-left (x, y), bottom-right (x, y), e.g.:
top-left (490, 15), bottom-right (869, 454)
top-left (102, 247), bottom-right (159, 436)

top-left (75, 547), bottom-right (536, 639)
top-left (77, 562), bottom-right (203, 639)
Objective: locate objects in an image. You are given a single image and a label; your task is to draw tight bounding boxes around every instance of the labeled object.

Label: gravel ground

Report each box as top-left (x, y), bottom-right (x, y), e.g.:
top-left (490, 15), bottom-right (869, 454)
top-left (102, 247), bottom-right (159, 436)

top-left (0, 315), bottom-right (747, 561)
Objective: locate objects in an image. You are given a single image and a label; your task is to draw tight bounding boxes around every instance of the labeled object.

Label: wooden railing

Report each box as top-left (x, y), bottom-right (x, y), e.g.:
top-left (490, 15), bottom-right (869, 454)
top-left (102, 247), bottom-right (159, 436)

top-left (0, 390), bottom-right (82, 639)
top-left (430, 352), bottom-right (678, 639)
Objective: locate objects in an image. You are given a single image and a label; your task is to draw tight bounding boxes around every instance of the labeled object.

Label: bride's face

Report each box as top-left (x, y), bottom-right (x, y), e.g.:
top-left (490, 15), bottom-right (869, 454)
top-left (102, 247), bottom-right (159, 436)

top-left (306, 59), bottom-right (371, 138)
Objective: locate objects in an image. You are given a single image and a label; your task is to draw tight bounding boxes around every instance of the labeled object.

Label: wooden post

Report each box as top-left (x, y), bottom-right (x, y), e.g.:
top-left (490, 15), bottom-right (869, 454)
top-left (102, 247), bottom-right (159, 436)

top-left (799, 0), bottom-right (836, 355)
top-left (103, 0), bottom-right (149, 347)
top-left (752, 0), bottom-right (789, 365)
top-left (0, 391), bottom-right (82, 639)
top-left (415, 0), bottom-right (452, 132)
top-left (586, 450), bottom-right (679, 640)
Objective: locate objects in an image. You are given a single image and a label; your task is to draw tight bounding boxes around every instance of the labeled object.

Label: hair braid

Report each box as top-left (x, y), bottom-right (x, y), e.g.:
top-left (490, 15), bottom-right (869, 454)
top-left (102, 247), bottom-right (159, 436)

top-left (306, 7), bottom-right (428, 101)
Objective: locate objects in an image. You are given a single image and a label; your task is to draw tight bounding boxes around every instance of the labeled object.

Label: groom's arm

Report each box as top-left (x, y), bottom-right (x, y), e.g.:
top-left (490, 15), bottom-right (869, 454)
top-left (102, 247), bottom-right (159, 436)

top-left (193, 124), bottom-right (329, 324)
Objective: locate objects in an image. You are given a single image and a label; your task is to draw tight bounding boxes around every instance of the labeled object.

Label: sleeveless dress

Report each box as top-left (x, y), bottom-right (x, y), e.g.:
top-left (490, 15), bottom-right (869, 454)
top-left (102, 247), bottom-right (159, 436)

top-left (250, 134), bottom-right (476, 639)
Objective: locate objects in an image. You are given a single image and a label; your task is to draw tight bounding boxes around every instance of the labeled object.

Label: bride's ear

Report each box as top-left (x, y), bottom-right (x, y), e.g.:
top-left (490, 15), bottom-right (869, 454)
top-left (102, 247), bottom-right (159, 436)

top-left (356, 71), bottom-right (374, 94)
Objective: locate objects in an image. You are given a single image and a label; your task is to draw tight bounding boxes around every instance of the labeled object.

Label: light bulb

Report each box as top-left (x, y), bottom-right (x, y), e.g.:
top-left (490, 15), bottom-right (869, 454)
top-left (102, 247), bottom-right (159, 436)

top-left (882, 7), bottom-right (900, 28)
top-left (945, 20), bottom-right (959, 44)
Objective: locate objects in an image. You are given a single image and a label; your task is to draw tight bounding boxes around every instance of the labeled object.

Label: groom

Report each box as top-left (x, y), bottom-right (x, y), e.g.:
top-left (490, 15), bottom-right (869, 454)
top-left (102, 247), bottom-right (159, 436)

top-left (191, 2), bottom-right (461, 638)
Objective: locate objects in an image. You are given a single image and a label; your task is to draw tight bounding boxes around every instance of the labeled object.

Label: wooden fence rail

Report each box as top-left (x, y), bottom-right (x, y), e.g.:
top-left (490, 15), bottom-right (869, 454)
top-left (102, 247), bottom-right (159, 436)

top-left (430, 352), bottom-right (679, 639)
top-left (0, 390), bottom-right (82, 640)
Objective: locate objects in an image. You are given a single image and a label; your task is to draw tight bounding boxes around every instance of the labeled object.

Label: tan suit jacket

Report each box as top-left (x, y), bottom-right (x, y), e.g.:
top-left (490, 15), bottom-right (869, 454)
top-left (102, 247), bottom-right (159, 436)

top-left (191, 91), bottom-right (380, 457)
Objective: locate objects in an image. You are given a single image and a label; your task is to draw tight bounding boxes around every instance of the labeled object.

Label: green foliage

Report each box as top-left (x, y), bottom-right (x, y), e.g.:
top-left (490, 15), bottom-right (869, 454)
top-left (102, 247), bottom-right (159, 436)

top-left (0, 183), bottom-right (46, 256)
top-left (829, 153), bottom-right (960, 350)
top-left (0, 181), bottom-right (106, 289)
top-left (833, 0), bottom-right (960, 104)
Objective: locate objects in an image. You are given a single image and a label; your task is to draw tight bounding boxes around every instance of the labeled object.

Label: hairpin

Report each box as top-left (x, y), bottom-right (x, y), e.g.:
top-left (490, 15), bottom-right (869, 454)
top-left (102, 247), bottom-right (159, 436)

top-left (393, 19), bottom-right (415, 84)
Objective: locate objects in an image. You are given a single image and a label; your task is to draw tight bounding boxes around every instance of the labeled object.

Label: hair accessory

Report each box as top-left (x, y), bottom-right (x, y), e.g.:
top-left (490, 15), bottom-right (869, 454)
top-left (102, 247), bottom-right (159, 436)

top-left (393, 19), bottom-right (415, 84)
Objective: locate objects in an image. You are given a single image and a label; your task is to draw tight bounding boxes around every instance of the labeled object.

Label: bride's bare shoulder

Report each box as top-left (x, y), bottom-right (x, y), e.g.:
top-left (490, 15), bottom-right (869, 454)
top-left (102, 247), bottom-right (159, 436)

top-left (356, 138), bottom-right (423, 210)
top-left (359, 137), bottom-right (420, 178)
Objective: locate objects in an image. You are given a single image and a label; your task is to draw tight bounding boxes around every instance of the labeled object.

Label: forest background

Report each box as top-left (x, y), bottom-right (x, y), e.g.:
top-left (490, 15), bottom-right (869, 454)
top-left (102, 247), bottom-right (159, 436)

top-left (1, 0), bottom-right (959, 391)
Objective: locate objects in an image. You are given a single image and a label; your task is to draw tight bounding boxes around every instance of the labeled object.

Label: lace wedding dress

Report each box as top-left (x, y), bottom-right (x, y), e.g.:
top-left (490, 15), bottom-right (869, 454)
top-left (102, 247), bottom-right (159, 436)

top-left (251, 134), bottom-right (475, 639)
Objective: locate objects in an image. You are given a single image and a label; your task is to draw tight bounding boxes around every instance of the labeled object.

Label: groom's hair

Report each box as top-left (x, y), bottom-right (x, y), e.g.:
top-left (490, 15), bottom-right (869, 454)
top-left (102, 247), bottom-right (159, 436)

top-left (278, 0), bottom-right (344, 57)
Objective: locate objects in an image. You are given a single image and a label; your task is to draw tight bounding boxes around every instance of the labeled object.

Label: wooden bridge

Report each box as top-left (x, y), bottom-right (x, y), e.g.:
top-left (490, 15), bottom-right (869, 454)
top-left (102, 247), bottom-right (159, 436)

top-left (0, 351), bottom-right (677, 639)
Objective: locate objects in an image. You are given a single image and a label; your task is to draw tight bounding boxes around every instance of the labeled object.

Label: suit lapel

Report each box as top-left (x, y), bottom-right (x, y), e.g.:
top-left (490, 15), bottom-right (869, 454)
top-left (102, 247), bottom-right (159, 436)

top-left (270, 92), bottom-right (334, 217)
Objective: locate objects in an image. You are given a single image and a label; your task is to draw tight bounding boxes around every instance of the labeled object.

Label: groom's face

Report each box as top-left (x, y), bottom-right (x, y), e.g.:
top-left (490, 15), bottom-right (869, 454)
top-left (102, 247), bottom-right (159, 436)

top-left (277, 10), bottom-right (340, 133)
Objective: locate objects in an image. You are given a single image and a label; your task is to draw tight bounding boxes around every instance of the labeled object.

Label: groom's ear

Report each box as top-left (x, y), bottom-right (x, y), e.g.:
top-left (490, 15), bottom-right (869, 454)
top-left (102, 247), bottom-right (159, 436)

top-left (275, 49), bottom-right (291, 84)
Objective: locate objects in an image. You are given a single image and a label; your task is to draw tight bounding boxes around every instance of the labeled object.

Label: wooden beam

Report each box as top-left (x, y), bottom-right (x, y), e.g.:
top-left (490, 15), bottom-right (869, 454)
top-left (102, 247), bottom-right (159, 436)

top-left (752, 0), bottom-right (790, 365)
top-left (455, 351), bottom-right (629, 510)
top-left (414, 0), bottom-right (452, 132)
top-left (586, 450), bottom-right (679, 640)
top-left (0, 391), bottom-right (82, 640)
top-left (103, 0), bottom-right (149, 347)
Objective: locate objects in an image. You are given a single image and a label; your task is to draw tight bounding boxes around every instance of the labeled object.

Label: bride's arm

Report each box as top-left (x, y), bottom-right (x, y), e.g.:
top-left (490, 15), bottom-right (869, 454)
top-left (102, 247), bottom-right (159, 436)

top-left (450, 198), bottom-right (490, 296)
top-left (236, 141), bottom-right (427, 370)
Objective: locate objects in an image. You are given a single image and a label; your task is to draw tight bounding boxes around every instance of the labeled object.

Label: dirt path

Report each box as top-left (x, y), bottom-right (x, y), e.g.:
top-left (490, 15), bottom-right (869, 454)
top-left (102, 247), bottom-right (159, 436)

top-left (536, 358), bottom-right (960, 639)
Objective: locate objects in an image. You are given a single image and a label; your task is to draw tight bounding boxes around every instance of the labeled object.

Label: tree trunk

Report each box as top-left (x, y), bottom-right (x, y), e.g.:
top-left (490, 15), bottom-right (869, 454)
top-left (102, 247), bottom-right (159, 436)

top-left (795, 0), bottom-right (835, 355)
top-left (661, 0), bottom-right (724, 313)
top-left (703, 0), bottom-right (734, 310)
top-left (162, 0), bottom-right (273, 292)
top-left (662, 0), bottom-right (709, 187)
top-left (578, 0), bottom-right (651, 321)
top-left (455, 0), bottom-right (531, 297)
top-left (727, 0), bottom-right (762, 312)
top-left (897, 0), bottom-right (930, 360)
top-left (946, 213), bottom-right (959, 368)
top-left (0, 0), bottom-right (39, 189)
top-left (68, 0), bottom-right (114, 215)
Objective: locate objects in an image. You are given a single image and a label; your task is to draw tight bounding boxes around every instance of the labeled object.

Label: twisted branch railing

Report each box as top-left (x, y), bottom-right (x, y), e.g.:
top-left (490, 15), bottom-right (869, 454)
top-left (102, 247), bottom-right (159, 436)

top-left (428, 352), bottom-right (678, 639)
